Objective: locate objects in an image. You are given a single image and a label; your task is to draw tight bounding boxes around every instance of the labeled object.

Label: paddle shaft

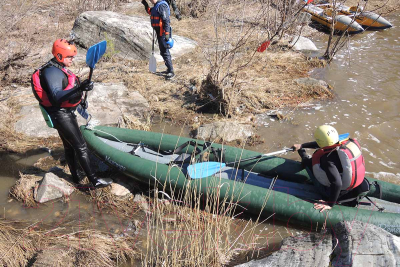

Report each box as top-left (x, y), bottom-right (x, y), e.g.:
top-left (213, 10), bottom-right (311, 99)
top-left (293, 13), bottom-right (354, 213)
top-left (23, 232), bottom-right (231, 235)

top-left (226, 148), bottom-right (294, 165)
top-left (83, 68), bottom-right (94, 104)
top-left (152, 29), bottom-right (155, 54)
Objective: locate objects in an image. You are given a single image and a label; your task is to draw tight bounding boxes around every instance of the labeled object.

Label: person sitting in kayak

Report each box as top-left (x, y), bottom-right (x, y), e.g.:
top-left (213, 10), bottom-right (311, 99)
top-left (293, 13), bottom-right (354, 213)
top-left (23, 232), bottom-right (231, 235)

top-left (31, 39), bottom-right (113, 188)
top-left (291, 125), bottom-right (366, 212)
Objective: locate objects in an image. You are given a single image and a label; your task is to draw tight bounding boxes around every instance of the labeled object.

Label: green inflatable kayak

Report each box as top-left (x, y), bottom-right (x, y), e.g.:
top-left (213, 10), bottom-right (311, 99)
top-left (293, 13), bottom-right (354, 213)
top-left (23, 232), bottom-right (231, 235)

top-left (81, 125), bottom-right (400, 235)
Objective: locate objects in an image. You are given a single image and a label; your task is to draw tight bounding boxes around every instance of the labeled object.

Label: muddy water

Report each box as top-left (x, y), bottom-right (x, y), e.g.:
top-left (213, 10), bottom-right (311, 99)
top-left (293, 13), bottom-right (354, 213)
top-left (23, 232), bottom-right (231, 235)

top-left (256, 14), bottom-right (400, 183)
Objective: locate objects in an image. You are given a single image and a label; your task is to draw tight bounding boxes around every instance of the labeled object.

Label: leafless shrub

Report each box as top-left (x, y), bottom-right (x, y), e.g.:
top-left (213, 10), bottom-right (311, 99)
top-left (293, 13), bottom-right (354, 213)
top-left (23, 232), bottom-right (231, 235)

top-left (198, 0), bottom-right (308, 116)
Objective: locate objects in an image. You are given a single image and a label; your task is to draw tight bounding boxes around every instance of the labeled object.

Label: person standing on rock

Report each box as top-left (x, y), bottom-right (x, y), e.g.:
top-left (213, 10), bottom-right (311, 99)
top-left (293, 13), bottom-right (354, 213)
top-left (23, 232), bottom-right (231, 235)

top-left (291, 125), bottom-right (368, 212)
top-left (31, 39), bottom-right (112, 188)
top-left (142, 0), bottom-right (175, 80)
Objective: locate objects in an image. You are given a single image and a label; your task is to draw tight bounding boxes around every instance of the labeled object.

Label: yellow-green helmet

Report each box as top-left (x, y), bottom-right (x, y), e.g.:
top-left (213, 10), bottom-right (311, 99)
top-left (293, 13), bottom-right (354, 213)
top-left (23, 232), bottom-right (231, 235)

top-left (314, 125), bottom-right (339, 148)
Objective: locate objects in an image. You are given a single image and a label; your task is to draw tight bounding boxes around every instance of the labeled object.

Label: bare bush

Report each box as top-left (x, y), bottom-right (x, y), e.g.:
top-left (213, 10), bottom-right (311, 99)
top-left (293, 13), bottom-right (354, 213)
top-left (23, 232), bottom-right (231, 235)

top-left (198, 0), bottom-right (308, 116)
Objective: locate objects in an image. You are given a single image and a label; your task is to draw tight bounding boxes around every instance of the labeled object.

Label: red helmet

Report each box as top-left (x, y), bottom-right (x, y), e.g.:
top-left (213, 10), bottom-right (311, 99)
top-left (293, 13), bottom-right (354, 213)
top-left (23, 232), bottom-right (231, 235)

top-left (52, 39), bottom-right (77, 63)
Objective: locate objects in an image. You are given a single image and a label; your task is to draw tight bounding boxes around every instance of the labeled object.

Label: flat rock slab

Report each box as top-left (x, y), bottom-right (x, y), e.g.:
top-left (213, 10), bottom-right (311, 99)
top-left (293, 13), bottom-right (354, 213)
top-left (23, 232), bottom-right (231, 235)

top-left (332, 221), bottom-right (400, 267)
top-left (72, 11), bottom-right (197, 61)
top-left (236, 232), bottom-right (332, 267)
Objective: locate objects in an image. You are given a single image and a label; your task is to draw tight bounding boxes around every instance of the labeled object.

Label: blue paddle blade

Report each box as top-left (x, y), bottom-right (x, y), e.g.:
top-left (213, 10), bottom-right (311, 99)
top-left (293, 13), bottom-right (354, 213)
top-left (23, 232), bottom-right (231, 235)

top-left (187, 162), bottom-right (226, 179)
top-left (86, 40), bottom-right (107, 69)
top-left (339, 133), bottom-right (350, 141)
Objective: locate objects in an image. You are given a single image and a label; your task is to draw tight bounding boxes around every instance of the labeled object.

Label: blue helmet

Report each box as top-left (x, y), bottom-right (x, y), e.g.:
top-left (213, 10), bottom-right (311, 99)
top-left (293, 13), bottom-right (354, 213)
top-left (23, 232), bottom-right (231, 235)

top-left (166, 38), bottom-right (174, 49)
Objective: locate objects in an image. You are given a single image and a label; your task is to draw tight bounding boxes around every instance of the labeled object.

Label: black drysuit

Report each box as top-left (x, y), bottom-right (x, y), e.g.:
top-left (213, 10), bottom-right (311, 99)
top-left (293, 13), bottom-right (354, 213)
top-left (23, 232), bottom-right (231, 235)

top-left (39, 59), bottom-right (95, 184)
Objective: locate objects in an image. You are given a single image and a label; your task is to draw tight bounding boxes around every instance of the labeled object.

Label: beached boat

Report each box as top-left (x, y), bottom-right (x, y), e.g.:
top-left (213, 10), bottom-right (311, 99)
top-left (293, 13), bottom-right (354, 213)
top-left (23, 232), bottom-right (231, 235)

top-left (81, 125), bottom-right (400, 235)
top-left (303, 4), bottom-right (364, 33)
top-left (319, 4), bottom-right (392, 29)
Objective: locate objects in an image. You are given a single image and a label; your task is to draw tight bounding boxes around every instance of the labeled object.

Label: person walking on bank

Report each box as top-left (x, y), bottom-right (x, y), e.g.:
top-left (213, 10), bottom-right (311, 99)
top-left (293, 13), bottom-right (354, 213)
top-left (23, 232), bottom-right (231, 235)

top-left (291, 125), bottom-right (368, 212)
top-left (31, 39), bottom-right (113, 188)
top-left (142, 0), bottom-right (175, 80)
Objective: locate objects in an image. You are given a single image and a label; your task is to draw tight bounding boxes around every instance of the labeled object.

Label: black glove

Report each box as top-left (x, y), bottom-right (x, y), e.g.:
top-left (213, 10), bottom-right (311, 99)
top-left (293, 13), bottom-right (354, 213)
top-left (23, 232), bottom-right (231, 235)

top-left (141, 0), bottom-right (149, 10)
top-left (176, 13), bottom-right (182, 21)
top-left (80, 79), bottom-right (94, 92)
top-left (80, 99), bottom-right (88, 109)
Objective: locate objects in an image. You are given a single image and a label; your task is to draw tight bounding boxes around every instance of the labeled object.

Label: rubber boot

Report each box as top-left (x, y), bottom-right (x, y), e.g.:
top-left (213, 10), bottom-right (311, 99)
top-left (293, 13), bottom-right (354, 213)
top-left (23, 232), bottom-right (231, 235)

top-left (88, 176), bottom-right (113, 188)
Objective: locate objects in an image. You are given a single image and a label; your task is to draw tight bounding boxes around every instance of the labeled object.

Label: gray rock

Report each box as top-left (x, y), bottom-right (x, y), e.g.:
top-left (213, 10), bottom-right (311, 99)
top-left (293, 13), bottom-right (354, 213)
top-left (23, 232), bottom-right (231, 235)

top-left (236, 233), bottom-right (332, 267)
top-left (72, 11), bottom-right (197, 61)
top-left (294, 77), bottom-right (330, 90)
top-left (14, 83), bottom-right (150, 137)
top-left (196, 121), bottom-right (254, 142)
top-left (332, 221), bottom-right (400, 267)
top-left (76, 82), bottom-right (150, 126)
top-left (35, 172), bottom-right (74, 203)
top-left (290, 36), bottom-right (318, 51)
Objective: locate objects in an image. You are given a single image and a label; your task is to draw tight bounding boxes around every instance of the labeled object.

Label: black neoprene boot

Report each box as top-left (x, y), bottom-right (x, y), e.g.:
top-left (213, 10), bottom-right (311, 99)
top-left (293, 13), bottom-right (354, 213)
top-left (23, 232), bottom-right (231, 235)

top-left (88, 176), bottom-right (113, 188)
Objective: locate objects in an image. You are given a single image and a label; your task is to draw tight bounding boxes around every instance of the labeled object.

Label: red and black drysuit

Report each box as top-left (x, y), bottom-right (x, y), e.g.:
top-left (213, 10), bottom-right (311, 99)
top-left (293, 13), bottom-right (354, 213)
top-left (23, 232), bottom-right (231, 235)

top-left (32, 59), bottom-right (99, 185)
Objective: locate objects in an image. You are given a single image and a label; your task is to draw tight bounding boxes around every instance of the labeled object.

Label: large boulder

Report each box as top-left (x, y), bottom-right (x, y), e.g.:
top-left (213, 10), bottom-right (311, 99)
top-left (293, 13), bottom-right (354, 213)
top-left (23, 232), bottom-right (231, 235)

top-left (332, 221), bottom-right (400, 267)
top-left (236, 232), bottom-right (332, 267)
top-left (72, 11), bottom-right (197, 61)
top-left (14, 83), bottom-right (150, 137)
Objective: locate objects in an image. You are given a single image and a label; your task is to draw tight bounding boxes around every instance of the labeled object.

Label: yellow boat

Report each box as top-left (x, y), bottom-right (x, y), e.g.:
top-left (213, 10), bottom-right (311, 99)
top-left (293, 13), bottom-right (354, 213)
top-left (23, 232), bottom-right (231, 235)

top-left (321, 4), bottom-right (393, 29)
top-left (303, 4), bottom-right (364, 34)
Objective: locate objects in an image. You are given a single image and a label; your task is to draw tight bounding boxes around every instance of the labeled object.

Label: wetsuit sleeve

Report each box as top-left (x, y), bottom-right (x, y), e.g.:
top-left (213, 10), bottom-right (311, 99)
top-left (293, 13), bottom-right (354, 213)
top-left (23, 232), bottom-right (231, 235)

top-left (158, 3), bottom-right (171, 35)
top-left (301, 141), bottom-right (319, 149)
top-left (320, 156), bottom-right (342, 207)
top-left (41, 67), bottom-right (82, 106)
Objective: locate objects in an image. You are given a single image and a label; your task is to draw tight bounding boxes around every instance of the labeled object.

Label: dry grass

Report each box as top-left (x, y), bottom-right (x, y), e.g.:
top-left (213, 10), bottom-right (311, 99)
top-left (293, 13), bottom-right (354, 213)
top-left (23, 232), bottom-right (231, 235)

top-left (141, 167), bottom-right (281, 267)
top-left (0, 219), bottom-right (139, 267)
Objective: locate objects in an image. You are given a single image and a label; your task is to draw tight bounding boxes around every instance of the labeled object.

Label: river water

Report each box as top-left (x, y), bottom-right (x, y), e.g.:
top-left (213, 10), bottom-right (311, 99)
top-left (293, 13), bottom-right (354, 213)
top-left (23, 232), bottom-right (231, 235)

top-left (256, 14), bottom-right (400, 184)
top-left (0, 13), bottom-right (399, 263)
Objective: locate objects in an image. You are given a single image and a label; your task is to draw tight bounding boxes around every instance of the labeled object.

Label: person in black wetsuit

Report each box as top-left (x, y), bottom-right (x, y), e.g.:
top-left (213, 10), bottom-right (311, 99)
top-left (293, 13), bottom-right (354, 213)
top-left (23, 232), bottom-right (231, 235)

top-left (31, 39), bottom-right (112, 188)
top-left (142, 0), bottom-right (175, 79)
top-left (292, 125), bottom-right (366, 212)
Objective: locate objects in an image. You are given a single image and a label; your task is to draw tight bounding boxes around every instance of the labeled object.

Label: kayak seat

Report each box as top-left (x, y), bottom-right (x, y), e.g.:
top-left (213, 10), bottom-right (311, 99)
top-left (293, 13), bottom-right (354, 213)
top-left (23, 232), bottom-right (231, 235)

top-left (98, 136), bottom-right (190, 165)
top-left (132, 146), bottom-right (183, 165)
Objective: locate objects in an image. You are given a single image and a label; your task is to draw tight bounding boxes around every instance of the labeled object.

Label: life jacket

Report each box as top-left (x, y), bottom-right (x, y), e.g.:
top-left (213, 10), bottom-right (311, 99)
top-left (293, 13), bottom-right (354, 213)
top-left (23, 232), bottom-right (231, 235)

top-left (150, 0), bottom-right (170, 36)
top-left (312, 138), bottom-right (365, 191)
top-left (31, 61), bottom-right (81, 108)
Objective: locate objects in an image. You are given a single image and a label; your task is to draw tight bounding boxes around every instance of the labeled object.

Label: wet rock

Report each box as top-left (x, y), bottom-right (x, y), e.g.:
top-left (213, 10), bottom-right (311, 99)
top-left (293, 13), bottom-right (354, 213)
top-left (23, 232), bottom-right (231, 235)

top-left (235, 232), bottom-right (332, 267)
top-left (34, 172), bottom-right (74, 203)
top-left (290, 36), bottom-right (318, 52)
top-left (331, 221), bottom-right (400, 267)
top-left (72, 11), bottom-right (197, 61)
top-left (14, 83), bottom-right (150, 137)
top-left (195, 121), bottom-right (254, 142)
top-left (294, 77), bottom-right (330, 90)
top-left (110, 182), bottom-right (132, 197)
